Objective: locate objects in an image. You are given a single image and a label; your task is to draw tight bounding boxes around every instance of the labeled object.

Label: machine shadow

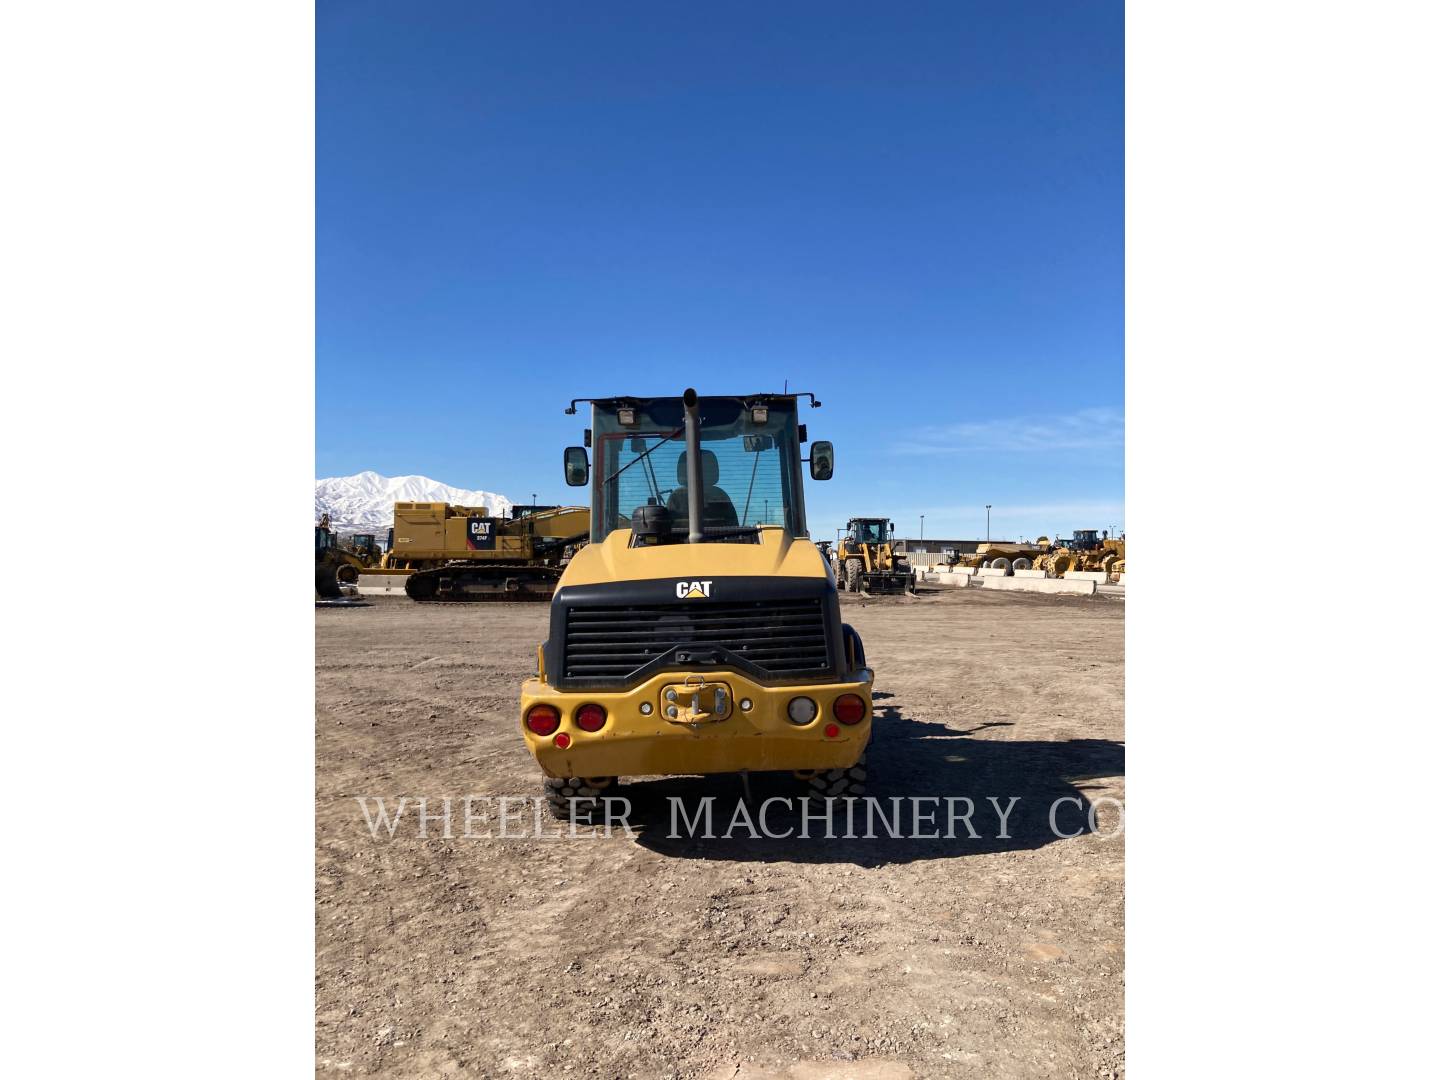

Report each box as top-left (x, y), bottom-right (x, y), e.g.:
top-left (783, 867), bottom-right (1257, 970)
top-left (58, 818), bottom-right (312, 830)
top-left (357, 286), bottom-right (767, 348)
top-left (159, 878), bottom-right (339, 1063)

top-left (622, 705), bottom-right (1125, 866)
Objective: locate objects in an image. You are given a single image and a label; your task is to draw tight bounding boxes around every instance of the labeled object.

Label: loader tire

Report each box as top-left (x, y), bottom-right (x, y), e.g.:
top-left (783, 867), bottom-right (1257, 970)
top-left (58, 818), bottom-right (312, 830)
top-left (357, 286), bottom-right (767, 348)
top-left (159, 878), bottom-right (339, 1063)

top-left (315, 563), bottom-right (343, 599)
top-left (336, 564), bottom-right (360, 585)
top-left (842, 623), bottom-right (866, 669)
top-left (844, 558), bottom-right (863, 593)
top-left (804, 753), bottom-right (868, 801)
top-left (543, 776), bottom-right (614, 822)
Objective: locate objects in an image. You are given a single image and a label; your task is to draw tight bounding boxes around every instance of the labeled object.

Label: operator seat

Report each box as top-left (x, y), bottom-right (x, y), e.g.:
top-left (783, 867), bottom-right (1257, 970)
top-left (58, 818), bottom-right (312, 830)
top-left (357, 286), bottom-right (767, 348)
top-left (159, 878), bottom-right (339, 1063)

top-left (667, 449), bottom-right (739, 531)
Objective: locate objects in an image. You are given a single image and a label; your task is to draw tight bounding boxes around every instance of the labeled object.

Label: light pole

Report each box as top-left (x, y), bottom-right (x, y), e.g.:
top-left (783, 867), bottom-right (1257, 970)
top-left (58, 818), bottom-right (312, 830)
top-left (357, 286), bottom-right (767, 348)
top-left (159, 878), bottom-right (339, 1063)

top-left (920, 515), bottom-right (925, 543)
top-left (985, 504), bottom-right (992, 541)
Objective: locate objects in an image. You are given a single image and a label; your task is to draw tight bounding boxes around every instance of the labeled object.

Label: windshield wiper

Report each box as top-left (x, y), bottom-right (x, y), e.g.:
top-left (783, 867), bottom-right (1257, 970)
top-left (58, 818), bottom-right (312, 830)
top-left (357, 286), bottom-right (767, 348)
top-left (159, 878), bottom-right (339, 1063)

top-left (602, 426), bottom-right (684, 490)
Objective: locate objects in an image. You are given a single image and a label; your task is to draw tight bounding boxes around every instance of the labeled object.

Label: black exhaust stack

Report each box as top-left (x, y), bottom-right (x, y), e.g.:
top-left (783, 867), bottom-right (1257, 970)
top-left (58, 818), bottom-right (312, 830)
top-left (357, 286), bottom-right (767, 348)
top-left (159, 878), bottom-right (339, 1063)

top-left (682, 387), bottom-right (702, 543)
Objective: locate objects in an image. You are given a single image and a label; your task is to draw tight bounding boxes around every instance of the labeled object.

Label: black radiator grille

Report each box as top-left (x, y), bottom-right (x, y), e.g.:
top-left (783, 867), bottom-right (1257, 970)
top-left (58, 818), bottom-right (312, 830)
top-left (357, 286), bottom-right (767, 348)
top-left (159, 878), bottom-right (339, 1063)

top-left (563, 598), bottom-right (830, 681)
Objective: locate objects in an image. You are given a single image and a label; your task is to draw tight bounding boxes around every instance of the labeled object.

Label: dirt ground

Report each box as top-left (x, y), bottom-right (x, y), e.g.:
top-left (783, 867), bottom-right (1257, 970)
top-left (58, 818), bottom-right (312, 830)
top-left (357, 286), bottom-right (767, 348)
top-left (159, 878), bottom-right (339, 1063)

top-left (316, 587), bottom-right (1125, 1079)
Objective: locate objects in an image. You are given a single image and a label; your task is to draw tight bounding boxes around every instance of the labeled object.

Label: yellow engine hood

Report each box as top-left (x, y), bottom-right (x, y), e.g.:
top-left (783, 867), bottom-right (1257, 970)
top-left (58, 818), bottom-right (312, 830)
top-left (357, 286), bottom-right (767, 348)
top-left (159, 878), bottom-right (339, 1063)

top-left (558, 527), bottom-right (830, 588)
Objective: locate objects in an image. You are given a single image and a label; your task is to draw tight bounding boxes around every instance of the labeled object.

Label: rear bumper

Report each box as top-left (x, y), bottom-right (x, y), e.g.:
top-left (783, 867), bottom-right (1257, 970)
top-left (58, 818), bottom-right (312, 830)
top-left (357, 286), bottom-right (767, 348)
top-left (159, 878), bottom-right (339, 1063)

top-left (520, 668), bottom-right (873, 778)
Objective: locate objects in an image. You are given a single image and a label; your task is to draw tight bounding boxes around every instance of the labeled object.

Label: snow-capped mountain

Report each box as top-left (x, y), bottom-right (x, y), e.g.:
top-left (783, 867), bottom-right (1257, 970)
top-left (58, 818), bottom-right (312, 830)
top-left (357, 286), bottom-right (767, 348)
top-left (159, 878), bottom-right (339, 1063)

top-left (316, 471), bottom-right (514, 534)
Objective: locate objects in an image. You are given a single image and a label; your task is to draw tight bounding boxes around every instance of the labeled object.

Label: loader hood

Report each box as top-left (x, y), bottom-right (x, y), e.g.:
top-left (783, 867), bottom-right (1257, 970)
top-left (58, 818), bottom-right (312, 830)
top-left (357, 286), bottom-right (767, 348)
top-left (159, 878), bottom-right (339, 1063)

top-left (543, 527), bottom-right (844, 691)
top-left (557, 527), bottom-right (829, 589)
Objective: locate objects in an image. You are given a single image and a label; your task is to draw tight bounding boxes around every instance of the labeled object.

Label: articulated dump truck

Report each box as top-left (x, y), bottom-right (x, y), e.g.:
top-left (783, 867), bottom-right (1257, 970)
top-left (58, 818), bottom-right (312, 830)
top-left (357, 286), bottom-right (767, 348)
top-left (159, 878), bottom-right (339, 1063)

top-left (519, 388), bottom-right (875, 820)
top-left (381, 501), bottom-right (589, 602)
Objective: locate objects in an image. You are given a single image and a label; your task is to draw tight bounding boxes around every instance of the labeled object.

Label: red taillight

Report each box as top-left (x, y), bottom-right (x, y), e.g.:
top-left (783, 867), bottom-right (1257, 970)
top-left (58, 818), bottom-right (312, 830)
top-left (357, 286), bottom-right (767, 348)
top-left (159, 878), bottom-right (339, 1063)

top-left (525, 704), bottom-right (560, 736)
top-left (834, 694), bottom-right (866, 725)
top-left (823, 723), bottom-right (841, 739)
top-left (554, 732), bottom-right (572, 749)
top-left (576, 704), bottom-right (608, 732)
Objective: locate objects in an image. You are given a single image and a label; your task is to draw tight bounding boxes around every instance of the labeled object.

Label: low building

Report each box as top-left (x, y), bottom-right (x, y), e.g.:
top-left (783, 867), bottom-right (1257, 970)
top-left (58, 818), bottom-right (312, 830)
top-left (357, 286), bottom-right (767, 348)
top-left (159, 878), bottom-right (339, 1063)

top-left (892, 538), bottom-right (985, 556)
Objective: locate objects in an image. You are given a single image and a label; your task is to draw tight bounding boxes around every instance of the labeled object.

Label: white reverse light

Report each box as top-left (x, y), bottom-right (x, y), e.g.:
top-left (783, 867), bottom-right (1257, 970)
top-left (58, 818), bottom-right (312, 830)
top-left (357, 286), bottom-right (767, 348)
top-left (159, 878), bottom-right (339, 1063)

top-left (786, 696), bottom-right (818, 725)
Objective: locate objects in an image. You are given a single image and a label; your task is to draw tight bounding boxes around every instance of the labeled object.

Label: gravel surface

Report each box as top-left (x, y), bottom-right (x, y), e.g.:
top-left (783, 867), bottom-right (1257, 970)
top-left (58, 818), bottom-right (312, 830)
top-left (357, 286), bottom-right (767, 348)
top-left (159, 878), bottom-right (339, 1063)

top-left (316, 588), bottom-right (1125, 1078)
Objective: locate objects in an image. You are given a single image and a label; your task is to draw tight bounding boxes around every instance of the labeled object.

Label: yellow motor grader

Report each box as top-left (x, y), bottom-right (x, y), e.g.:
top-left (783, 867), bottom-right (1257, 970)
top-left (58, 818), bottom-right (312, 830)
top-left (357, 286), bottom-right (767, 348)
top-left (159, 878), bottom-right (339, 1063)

top-left (834, 517), bottom-right (916, 594)
top-left (519, 388), bottom-right (872, 819)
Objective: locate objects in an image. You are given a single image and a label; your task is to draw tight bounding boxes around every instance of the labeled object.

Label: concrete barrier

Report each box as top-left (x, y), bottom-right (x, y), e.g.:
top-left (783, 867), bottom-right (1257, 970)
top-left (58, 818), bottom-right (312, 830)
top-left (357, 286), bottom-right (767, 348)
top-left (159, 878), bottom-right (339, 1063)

top-left (1014, 569), bottom-right (1047, 579)
top-left (357, 573), bottom-right (412, 596)
top-left (1064, 571), bottom-right (1110, 583)
top-left (981, 576), bottom-right (1096, 596)
top-left (926, 573), bottom-right (972, 587)
top-left (1117, 574), bottom-right (1126, 587)
top-left (977, 567), bottom-right (1010, 578)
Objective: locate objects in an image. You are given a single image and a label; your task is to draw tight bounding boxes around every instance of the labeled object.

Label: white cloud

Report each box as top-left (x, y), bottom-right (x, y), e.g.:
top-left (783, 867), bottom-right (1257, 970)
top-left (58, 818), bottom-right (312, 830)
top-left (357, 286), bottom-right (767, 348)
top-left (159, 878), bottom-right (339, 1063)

top-left (895, 407), bottom-right (1124, 455)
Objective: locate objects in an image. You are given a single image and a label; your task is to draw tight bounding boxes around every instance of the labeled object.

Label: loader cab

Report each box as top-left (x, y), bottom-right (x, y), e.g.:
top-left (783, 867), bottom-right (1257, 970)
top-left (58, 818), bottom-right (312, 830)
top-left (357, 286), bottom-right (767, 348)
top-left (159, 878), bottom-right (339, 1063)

top-left (847, 518), bottom-right (891, 546)
top-left (1070, 529), bottom-right (1101, 551)
top-left (349, 534), bottom-right (378, 559)
top-left (566, 393), bottom-right (830, 545)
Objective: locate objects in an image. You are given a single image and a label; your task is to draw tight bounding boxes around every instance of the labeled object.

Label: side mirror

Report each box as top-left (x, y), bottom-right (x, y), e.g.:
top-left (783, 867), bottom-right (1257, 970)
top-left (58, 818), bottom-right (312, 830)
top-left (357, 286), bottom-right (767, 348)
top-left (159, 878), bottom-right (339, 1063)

top-left (809, 440), bottom-right (834, 481)
top-left (563, 446), bottom-right (589, 487)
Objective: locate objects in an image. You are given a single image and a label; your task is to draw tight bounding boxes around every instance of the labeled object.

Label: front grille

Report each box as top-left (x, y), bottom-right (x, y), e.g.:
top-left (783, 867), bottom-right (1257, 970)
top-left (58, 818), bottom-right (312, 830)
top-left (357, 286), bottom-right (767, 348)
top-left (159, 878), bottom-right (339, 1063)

top-left (563, 597), bottom-right (830, 682)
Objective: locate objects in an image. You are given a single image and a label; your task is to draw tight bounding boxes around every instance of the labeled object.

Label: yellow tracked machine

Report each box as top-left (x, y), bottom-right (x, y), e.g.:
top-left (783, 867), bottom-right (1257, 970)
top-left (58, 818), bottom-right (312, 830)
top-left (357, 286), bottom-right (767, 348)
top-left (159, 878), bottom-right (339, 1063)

top-left (519, 389), bottom-right (874, 819)
top-left (383, 502), bottom-right (589, 602)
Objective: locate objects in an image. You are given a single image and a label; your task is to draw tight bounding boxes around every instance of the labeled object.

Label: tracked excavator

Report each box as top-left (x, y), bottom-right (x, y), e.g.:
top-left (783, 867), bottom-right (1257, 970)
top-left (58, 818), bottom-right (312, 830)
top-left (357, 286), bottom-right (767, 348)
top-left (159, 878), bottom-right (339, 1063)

top-left (383, 502), bottom-right (590, 602)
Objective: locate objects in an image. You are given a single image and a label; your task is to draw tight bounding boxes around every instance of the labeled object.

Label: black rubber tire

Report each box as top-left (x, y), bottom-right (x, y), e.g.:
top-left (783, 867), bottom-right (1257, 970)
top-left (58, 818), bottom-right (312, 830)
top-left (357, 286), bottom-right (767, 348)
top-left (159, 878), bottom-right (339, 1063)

top-left (315, 563), bottom-right (343, 599)
top-left (543, 776), bottom-right (614, 822)
top-left (805, 752), bottom-right (867, 800)
top-left (1012, 557), bottom-right (1031, 572)
top-left (336, 563), bottom-right (360, 585)
top-left (842, 624), bottom-right (866, 669)
top-left (844, 558), bottom-right (862, 593)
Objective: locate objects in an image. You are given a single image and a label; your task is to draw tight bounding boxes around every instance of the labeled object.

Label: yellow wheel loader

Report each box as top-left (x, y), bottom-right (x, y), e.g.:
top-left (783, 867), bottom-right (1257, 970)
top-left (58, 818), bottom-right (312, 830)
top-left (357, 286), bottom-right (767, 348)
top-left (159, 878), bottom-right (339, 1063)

top-left (315, 516), bottom-right (370, 598)
top-left (519, 389), bottom-right (873, 819)
top-left (1035, 530), bottom-right (1124, 578)
top-left (343, 533), bottom-right (383, 568)
top-left (834, 518), bottom-right (916, 594)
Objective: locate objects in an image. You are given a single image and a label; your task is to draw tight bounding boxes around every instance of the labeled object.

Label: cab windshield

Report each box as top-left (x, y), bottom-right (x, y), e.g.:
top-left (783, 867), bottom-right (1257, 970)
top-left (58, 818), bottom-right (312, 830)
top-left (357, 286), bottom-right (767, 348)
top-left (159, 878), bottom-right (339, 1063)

top-left (851, 521), bottom-right (887, 544)
top-left (591, 397), bottom-right (806, 542)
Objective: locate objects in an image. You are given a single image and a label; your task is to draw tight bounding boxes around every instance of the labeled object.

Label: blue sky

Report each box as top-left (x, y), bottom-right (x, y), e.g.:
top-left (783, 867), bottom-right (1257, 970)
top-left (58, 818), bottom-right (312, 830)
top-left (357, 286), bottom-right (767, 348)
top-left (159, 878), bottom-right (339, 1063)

top-left (317, 0), bottom-right (1123, 543)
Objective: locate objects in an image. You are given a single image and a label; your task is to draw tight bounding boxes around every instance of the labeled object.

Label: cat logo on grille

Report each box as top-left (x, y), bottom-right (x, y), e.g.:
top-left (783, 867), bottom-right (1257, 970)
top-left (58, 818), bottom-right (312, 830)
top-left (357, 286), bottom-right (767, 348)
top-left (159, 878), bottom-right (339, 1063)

top-left (675, 579), bottom-right (713, 599)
